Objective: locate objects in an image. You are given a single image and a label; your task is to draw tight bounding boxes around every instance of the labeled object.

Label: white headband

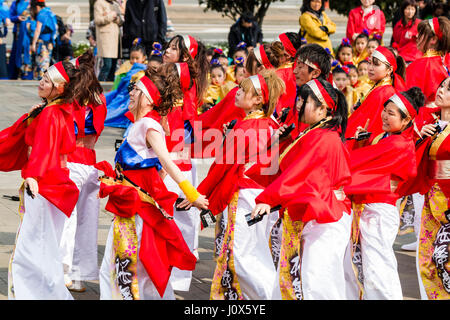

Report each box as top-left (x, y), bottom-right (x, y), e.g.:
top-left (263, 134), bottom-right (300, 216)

top-left (389, 94), bottom-right (410, 118)
top-left (135, 80), bottom-right (153, 105)
top-left (47, 65), bottom-right (67, 85)
top-left (300, 58), bottom-right (319, 70)
top-left (253, 48), bottom-right (263, 66)
top-left (182, 35), bottom-right (191, 50)
top-left (372, 50), bottom-right (391, 67)
top-left (306, 80), bottom-right (326, 108)
top-left (249, 75), bottom-right (262, 95)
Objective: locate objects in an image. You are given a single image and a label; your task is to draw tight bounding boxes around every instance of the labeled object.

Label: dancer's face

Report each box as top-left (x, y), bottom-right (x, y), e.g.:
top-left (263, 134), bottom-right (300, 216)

top-left (128, 87), bottom-right (151, 119)
top-left (235, 83), bottom-right (262, 113)
top-left (163, 39), bottom-right (181, 63)
top-left (38, 73), bottom-right (61, 100)
top-left (368, 56), bottom-right (392, 82)
top-left (381, 102), bottom-right (410, 133)
top-left (299, 95), bottom-right (326, 125)
top-left (436, 78), bottom-right (450, 109)
top-left (294, 57), bottom-right (320, 87)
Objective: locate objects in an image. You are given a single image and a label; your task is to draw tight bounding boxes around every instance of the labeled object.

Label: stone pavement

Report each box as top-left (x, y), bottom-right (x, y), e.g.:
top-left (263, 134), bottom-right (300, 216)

top-left (0, 80), bottom-right (420, 300)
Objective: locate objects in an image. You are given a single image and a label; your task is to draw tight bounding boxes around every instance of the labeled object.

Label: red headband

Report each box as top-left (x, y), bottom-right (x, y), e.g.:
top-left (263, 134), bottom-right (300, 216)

top-left (47, 61), bottom-right (70, 84)
top-left (254, 45), bottom-right (273, 69)
top-left (136, 75), bottom-right (162, 106)
top-left (182, 35), bottom-right (198, 59)
top-left (176, 62), bottom-right (191, 91)
top-left (428, 17), bottom-right (443, 40)
top-left (388, 92), bottom-right (417, 119)
top-left (278, 33), bottom-right (297, 57)
top-left (307, 79), bottom-right (337, 112)
top-left (372, 46), bottom-right (397, 72)
top-left (249, 74), bottom-right (269, 105)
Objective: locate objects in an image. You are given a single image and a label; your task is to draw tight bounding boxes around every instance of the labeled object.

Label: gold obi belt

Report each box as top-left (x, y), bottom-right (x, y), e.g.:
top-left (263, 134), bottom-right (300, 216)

top-left (429, 160), bottom-right (450, 180)
top-left (100, 164), bottom-right (173, 220)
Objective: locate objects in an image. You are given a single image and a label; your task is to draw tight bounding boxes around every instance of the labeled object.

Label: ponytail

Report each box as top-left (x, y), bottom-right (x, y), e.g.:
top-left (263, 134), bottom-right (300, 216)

top-left (328, 88), bottom-right (348, 142)
top-left (260, 69), bottom-right (286, 117)
top-left (60, 49), bottom-right (103, 106)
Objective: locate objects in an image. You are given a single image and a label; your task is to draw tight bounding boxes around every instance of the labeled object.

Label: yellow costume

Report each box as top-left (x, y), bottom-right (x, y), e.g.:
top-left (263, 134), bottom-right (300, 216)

top-left (299, 11), bottom-right (336, 54)
top-left (201, 81), bottom-right (237, 114)
top-left (352, 49), bottom-right (369, 67)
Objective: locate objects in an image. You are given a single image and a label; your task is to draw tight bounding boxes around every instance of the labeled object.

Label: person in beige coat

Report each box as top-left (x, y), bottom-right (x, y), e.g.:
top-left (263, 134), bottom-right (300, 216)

top-left (94, 0), bottom-right (123, 81)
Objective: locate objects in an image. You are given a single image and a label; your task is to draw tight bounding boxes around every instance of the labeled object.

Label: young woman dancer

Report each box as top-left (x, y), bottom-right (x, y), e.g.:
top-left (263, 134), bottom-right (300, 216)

top-left (399, 77), bottom-right (450, 299)
top-left (162, 34), bottom-right (210, 291)
top-left (252, 78), bottom-right (352, 300)
top-left (194, 69), bottom-right (285, 300)
top-left (405, 16), bottom-right (450, 105)
top-left (344, 87), bottom-right (425, 300)
top-left (1, 60), bottom-right (82, 299)
top-left (60, 50), bottom-right (107, 292)
top-left (98, 68), bottom-right (209, 300)
top-left (345, 46), bottom-right (407, 143)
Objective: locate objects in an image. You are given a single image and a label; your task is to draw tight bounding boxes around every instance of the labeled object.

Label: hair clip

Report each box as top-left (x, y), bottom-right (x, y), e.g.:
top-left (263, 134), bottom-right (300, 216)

top-left (331, 60), bottom-right (339, 68)
top-left (342, 61), bottom-right (355, 67)
top-left (151, 49), bottom-right (162, 57)
top-left (234, 56), bottom-right (245, 65)
top-left (237, 42), bottom-right (247, 49)
top-left (211, 58), bottom-right (221, 66)
top-left (372, 33), bottom-right (382, 41)
top-left (153, 42), bottom-right (162, 50)
top-left (342, 38), bottom-right (351, 46)
top-left (362, 28), bottom-right (370, 36)
top-left (301, 37), bottom-right (307, 45)
top-left (325, 48), bottom-right (331, 55)
top-left (214, 48), bottom-right (224, 55)
top-left (341, 66), bottom-right (350, 74)
top-left (133, 38), bottom-right (142, 46)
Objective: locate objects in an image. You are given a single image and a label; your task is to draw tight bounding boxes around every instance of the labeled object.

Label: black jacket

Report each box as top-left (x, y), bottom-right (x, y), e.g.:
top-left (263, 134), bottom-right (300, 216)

top-left (123, 0), bottom-right (167, 49)
top-left (228, 19), bottom-right (263, 57)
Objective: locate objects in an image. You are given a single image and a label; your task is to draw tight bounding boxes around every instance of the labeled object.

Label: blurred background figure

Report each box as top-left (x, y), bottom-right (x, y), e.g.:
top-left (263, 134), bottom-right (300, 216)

top-left (0, 0), bottom-right (10, 79)
top-left (94, 0), bottom-right (123, 82)
top-left (299, 0), bottom-right (336, 54)
top-left (122, 0), bottom-right (167, 58)
top-left (227, 11), bottom-right (263, 58)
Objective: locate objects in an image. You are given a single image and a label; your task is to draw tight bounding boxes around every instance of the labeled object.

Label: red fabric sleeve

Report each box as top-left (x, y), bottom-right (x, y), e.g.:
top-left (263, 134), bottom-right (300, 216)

top-left (0, 113), bottom-right (29, 171)
top-left (21, 105), bottom-right (75, 180)
top-left (345, 130), bottom-right (417, 199)
top-left (256, 129), bottom-right (352, 223)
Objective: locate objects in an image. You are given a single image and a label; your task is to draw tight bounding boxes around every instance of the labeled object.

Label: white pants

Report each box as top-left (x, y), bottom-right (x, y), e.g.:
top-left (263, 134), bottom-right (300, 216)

top-left (411, 193), bottom-right (428, 300)
top-left (99, 215), bottom-right (175, 300)
top-left (359, 203), bottom-right (403, 300)
top-left (233, 188), bottom-right (279, 300)
top-left (60, 162), bottom-right (100, 281)
top-left (9, 193), bottom-right (73, 300)
top-left (300, 212), bottom-right (352, 300)
top-left (412, 193), bottom-right (424, 242)
top-left (165, 168), bottom-right (200, 292)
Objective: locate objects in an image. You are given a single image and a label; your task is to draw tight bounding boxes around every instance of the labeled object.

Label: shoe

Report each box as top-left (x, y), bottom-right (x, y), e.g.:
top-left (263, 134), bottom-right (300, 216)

top-left (67, 280), bottom-right (86, 293)
top-left (401, 241), bottom-right (417, 251)
top-left (64, 274), bottom-right (72, 288)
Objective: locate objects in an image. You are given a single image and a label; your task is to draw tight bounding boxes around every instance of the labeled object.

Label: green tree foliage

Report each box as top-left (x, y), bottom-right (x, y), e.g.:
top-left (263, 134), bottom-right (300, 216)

top-left (198, 0), bottom-right (286, 26)
top-left (329, 0), bottom-right (402, 24)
